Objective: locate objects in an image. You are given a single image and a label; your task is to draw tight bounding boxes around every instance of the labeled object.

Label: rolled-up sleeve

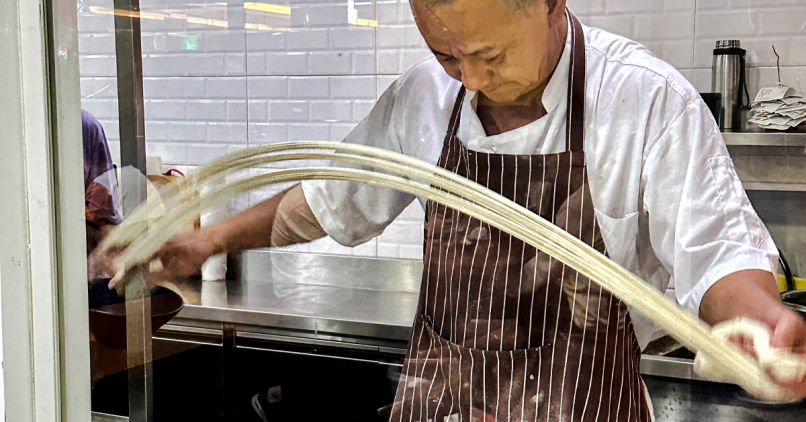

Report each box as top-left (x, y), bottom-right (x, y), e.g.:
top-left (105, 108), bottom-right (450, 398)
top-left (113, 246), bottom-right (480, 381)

top-left (641, 100), bottom-right (778, 316)
top-left (301, 78), bottom-right (417, 247)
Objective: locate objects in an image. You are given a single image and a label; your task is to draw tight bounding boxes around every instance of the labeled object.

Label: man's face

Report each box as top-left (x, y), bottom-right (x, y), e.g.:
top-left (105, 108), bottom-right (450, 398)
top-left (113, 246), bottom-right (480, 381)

top-left (411, 0), bottom-right (566, 105)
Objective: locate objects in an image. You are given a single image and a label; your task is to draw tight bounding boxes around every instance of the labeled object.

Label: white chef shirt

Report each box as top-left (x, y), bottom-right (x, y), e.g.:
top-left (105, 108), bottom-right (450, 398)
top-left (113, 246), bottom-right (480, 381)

top-left (301, 21), bottom-right (778, 348)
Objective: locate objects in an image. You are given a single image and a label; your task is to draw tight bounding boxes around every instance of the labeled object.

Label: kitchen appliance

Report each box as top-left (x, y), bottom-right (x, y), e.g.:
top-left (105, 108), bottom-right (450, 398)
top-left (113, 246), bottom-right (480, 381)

top-left (712, 40), bottom-right (750, 131)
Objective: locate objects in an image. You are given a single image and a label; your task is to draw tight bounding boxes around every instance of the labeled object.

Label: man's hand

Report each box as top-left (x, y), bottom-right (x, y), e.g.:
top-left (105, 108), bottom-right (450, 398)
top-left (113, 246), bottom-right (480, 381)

top-left (762, 305), bottom-right (806, 398)
top-left (106, 229), bottom-right (222, 289)
top-left (701, 269), bottom-right (806, 401)
top-left (150, 230), bottom-right (222, 280)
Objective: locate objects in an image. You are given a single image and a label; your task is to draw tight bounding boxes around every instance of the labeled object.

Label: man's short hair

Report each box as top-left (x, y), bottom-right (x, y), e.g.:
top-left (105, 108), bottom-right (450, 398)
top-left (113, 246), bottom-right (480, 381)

top-left (418, 0), bottom-right (558, 14)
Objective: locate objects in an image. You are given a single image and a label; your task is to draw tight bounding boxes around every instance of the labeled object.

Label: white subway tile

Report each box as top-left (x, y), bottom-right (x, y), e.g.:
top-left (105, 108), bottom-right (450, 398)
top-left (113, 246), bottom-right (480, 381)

top-left (79, 55), bottom-right (117, 77)
top-left (81, 99), bottom-right (119, 119)
top-left (227, 100), bottom-right (247, 121)
top-left (207, 122), bottom-right (247, 143)
top-left (187, 100), bottom-right (227, 121)
top-left (329, 123), bottom-right (356, 141)
top-left (376, 50), bottom-right (401, 74)
top-left (584, 15), bottom-right (633, 38)
top-left (331, 76), bottom-right (377, 98)
top-left (310, 100), bottom-right (353, 122)
top-left (288, 77), bottom-right (330, 98)
top-left (249, 123), bottom-right (288, 144)
top-left (246, 31), bottom-right (286, 52)
top-left (206, 77), bottom-right (248, 99)
top-left (167, 122), bottom-right (208, 143)
top-left (186, 144), bottom-right (230, 165)
top-left (758, 8), bottom-right (806, 37)
top-left (288, 123), bottom-right (331, 141)
top-left (269, 101), bottom-right (309, 121)
top-left (143, 78), bottom-right (207, 99)
top-left (286, 28), bottom-right (330, 51)
top-left (143, 54), bottom-right (225, 77)
top-left (246, 53), bottom-right (268, 75)
top-left (352, 100), bottom-right (375, 121)
top-left (632, 12), bottom-right (694, 41)
top-left (661, 40), bottom-right (695, 69)
top-left (376, 75), bottom-right (398, 97)
top-left (267, 52), bottom-right (308, 75)
top-left (308, 51), bottom-right (353, 74)
top-left (403, 26), bottom-right (427, 48)
top-left (695, 10), bottom-right (759, 38)
top-left (249, 77), bottom-right (288, 99)
top-left (145, 100), bottom-right (187, 120)
top-left (78, 34), bottom-right (116, 55)
top-left (376, 1), bottom-right (403, 25)
top-left (330, 27), bottom-right (376, 49)
top-left (401, 49), bottom-right (432, 71)
top-left (224, 54), bottom-right (246, 76)
top-left (146, 142), bottom-right (188, 165)
top-left (77, 13), bottom-right (114, 34)
top-left (291, 4), bottom-right (349, 28)
top-left (203, 32), bottom-right (247, 53)
top-left (248, 100), bottom-right (270, 121)
top-left (352, 51), bottom-right (377, 74)
top-left (604, 0), bottom-right (663, 14)
top-left (376, 26), bottom-right (406, 48)
top-left (692, 68), bottom-right (713, 93)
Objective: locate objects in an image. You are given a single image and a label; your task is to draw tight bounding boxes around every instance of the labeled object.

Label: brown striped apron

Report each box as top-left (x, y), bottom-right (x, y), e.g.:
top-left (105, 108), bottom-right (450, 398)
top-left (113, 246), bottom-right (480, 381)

top-left (389, 13), bottom-right (652, 422)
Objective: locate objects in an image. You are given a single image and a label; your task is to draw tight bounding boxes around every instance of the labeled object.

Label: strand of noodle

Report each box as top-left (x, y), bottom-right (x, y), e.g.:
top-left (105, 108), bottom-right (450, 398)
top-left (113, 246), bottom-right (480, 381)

top-left (109, 163), bottom-right (787, 400)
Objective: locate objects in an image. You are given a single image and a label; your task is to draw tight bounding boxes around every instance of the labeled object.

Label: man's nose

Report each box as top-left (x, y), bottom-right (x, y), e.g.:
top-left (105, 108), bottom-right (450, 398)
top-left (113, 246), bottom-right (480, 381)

top-left (459, 58), bottom-right (491, 92)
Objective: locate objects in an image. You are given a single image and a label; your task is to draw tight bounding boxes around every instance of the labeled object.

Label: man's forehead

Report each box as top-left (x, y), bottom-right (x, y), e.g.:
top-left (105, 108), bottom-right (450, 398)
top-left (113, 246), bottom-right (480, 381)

top-left (413, 0), bottom-right (505, 55)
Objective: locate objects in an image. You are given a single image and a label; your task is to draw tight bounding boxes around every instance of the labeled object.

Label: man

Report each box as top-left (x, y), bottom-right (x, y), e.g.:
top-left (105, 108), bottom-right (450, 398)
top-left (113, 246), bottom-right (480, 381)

top-left (112, 0), bottom-right (806, 419)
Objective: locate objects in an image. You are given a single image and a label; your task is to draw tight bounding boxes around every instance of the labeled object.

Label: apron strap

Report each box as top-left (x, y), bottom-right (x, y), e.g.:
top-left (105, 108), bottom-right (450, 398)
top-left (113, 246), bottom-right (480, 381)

top-left (445, 86), bottom-right (467, 142)
top-left (566, 11), bottom-right (586, 153)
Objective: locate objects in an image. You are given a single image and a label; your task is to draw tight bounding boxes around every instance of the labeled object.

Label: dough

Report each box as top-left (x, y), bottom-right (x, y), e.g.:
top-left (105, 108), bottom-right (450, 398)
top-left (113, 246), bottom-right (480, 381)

top-left (694, 317), bottom-right (806, 401)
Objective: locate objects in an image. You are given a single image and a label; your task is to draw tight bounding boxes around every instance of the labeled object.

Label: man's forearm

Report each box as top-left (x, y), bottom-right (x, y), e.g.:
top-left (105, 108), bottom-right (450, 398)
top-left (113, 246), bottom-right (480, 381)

top-left (203, 183), bottom-right (326, 254)
top-left (204, 185), bottom-right (295, 254)
top-left (699, 269), bottom-right (784, 327)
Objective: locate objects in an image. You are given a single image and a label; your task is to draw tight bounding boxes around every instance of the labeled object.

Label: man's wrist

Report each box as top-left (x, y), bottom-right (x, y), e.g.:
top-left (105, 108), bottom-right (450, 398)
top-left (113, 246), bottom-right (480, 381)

top-left (203, 225), bottom-right (229, 255)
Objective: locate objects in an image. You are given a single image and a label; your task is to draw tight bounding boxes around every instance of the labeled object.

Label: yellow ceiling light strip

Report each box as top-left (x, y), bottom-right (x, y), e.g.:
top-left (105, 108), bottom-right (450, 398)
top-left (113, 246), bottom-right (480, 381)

top-left (89, 6), bottom-right (166, 21)
top-left (353, 18), bottom-right (378, 27)
top-left (243, 2), bottom-right (291, 15)
top-left (185, 16), bottom-right (229, 28)
top-left (245, 23), bottom-right (274, 31)
top-left (89, 5), bottom-right (229, 29)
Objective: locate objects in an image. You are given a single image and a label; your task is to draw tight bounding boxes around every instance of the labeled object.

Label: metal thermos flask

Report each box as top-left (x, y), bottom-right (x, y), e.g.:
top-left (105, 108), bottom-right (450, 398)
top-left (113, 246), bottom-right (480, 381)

top-left (712, 40), bottom-right (749, 131)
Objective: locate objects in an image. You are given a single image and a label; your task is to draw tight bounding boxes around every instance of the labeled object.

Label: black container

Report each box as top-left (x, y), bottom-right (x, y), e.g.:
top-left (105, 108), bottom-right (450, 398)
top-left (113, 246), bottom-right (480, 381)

top-left (700, 92), bottom-right (723, 125)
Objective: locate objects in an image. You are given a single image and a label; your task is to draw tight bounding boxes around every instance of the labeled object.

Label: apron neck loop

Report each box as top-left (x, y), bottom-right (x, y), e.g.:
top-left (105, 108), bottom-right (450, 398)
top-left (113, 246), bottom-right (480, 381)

top-left (566, 10), bottom-right (586, 153)
top-left (445, 86), bottom-right (467, 142)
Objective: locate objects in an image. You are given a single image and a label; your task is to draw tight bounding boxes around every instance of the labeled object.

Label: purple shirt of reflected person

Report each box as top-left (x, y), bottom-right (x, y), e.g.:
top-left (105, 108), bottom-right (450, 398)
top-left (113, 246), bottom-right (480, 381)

top-left (82, 109), bottom-right (123, 228)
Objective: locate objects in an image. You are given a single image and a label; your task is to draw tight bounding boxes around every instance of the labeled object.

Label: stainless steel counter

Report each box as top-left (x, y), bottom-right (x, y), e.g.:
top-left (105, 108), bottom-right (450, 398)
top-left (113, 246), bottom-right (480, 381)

top-left (170, 251), bottom-right (420, 347)
top-left (164, 251), bottom-right (731, 381)
top-left (157, 250), bottom-right (806, 419)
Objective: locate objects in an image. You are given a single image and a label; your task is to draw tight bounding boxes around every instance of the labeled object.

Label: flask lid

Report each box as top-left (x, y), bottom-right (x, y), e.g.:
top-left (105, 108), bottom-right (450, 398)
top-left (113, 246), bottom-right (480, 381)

top-left (715, 40), bottom-right (742, 49)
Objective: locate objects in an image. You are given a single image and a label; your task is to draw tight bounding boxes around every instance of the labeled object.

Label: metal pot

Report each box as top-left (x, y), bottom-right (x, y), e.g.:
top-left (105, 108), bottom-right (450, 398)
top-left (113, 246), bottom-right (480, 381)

top-left (779, 250), bottom-right (806, 319)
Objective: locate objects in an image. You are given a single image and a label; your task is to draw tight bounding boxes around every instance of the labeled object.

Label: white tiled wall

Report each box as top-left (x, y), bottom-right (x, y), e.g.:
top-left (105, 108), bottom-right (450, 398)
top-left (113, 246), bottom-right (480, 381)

top-left (78, 0), bottom-right (806, 262)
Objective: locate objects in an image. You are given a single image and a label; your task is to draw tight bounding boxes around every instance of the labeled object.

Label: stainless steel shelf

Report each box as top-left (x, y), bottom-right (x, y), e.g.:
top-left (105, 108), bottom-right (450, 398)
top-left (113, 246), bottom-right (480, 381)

top-left (723, 131), bottom-right (806, 147)
top-left (743, 182), bottom-right (806, 192)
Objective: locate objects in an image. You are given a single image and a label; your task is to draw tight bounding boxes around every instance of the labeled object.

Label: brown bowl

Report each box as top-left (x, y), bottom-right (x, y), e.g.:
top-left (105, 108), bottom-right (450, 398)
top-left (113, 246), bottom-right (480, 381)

top-left (89, 287), bottom-right (183, 348)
